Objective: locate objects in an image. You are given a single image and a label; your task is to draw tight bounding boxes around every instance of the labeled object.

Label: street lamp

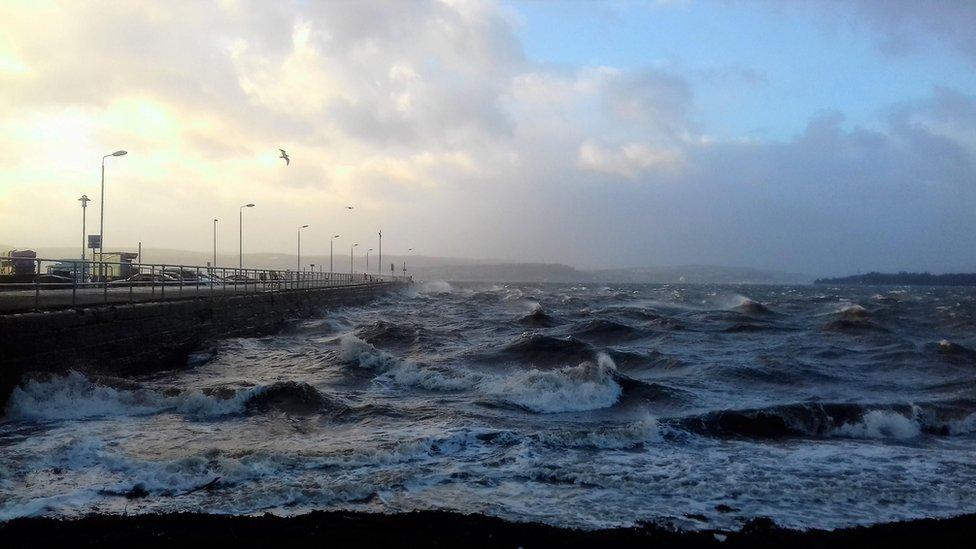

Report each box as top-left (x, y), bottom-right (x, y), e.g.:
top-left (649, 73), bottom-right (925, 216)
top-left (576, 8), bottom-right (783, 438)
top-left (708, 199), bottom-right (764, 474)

top-left (239, 203), bottom-right (254, 270)
top-left (350, 243), bottom-right (358, 276)
top-left (78, 195), bottom-right (90, 262)
top-left (377, 230), bottom-right (382, 277)
top-left (98, 150), bottom-right (126, 274)
top-left (298, 224), bottom-right (309, 273)
top-left (212, 218), bottom-right (218, 268)
top-left (367, 248), bottom-right (373, 273)
top-left (330, 234), bottom-right (339, 274)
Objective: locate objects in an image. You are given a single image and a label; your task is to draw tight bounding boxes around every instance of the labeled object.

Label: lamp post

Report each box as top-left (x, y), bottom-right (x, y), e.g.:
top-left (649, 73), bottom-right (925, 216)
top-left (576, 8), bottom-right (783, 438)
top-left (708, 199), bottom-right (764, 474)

top-left (212, 218), bottom-right (218, 268)
top-left (350, 243), bottom-right (358, 276)
top-left (98, 150), bottom-right (126, 276)
top-left (297, 224), bottom-right (309, 273)
top-left (330, 234), bottom-right (339, 273)
top-left (78, 195), bottom-right (90, 262)
top-left (378, 230), bottom-right (382, 277)
top-left (239, 203), bottom-right (254, 270)
top-left (366, 248), bottom-right (372, 273)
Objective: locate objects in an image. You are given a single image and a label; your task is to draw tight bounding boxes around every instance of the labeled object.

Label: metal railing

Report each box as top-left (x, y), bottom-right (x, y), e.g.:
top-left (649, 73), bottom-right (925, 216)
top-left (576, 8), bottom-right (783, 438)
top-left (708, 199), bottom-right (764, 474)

top-left (0, 257), bottom-right (411, 313)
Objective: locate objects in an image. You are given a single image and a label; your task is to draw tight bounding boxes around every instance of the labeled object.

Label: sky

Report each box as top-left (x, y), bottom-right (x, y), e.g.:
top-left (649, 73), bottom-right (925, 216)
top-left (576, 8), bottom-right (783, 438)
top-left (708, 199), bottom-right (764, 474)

top-left (0, 0), bottom-right (974, 276)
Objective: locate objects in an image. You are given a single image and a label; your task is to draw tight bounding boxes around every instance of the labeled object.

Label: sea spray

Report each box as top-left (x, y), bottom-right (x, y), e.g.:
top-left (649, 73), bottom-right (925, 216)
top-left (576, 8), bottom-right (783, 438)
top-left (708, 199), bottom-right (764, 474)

top-left (478, 353), bottom-right (623, 413)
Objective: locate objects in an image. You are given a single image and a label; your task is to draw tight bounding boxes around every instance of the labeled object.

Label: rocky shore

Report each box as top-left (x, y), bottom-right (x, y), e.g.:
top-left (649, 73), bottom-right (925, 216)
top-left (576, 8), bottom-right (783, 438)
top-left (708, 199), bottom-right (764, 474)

top-left (1, 510), bottom-right (973, 547)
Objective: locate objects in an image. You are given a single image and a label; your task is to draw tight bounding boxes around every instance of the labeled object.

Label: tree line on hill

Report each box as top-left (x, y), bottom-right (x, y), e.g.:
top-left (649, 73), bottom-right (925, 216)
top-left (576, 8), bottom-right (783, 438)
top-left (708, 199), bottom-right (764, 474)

top-left (814, 272), bottom-right (976, 286)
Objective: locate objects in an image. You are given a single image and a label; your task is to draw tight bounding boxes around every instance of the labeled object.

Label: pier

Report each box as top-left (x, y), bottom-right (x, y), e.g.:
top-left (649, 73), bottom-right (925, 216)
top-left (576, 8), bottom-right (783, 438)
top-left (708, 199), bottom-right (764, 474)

top-left (0, 257), bottom-right (410, 407)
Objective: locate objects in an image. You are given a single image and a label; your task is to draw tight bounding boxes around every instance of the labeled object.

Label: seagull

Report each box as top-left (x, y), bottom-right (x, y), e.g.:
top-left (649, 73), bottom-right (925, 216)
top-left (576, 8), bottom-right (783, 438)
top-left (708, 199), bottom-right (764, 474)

top-left (278, 149), bottom-right (290, 166)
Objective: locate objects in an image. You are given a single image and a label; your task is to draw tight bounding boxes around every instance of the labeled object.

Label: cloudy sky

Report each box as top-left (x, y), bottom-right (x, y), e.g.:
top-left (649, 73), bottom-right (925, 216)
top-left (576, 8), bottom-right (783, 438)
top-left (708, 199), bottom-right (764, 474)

top-left (0, 0), bottom-right (974, 275)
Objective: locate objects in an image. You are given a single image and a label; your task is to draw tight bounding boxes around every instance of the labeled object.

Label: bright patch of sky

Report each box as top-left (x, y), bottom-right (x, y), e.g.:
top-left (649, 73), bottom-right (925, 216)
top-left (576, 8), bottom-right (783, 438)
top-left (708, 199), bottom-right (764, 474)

top-left (509, 0), bottom-right (976, 140)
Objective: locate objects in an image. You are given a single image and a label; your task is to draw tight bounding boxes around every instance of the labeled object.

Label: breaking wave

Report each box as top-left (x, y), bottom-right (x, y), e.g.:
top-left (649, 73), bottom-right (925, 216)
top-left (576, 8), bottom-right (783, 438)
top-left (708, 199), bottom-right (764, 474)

top-left (488, 334), bottom-right (596, 367)
top-left (517, 302), bottom-right (558, 327)
top-left (4, 372), bottom-right (343, 420)
top-left (479, 353), bottom-right (622, 413)
top-left (729, 296), bottom-right (774, 316)
top-left (676, 401), bottom-right (976, 440)
top-left (340, 335), bottom-right (478, 391)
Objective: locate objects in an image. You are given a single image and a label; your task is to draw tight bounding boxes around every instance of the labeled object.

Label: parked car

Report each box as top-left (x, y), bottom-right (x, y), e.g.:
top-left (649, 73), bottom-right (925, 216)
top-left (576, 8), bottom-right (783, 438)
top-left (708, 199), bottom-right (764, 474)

top-left (108, 273), bottom-right (181, 286)
top-left (33, 274), bottom-right (74, 288)
top-left (223, 274), bottom-right (259, 283)
top-left (162, 268), bottom-right (202, 281)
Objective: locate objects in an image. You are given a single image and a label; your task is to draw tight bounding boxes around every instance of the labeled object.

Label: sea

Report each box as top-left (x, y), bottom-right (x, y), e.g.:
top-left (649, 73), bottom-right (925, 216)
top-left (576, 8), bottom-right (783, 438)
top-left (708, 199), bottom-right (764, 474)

top-left (2, 281), bottom-right (975, 530)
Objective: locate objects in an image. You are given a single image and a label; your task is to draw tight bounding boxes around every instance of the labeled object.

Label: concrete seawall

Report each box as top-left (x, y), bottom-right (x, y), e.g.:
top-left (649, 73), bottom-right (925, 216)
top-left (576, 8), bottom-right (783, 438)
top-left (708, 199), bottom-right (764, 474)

top-left (0, 282), bottom-right (406, 409)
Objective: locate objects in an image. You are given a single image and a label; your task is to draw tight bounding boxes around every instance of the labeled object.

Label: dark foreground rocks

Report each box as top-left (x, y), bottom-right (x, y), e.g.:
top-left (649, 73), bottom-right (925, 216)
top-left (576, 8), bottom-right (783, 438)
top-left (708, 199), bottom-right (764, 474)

top-left (1, 510), bottom-right (974, 548)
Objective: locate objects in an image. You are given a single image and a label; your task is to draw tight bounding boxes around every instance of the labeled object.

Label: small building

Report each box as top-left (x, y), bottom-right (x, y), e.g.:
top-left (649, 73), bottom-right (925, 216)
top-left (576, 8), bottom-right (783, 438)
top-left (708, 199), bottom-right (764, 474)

top-left (1, 249), bottom-right (37, 277)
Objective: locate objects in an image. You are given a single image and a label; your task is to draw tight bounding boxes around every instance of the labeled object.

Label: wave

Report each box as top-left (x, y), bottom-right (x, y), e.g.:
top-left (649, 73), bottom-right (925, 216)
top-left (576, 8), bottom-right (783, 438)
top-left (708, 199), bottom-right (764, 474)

top-left (936, 339), bottom-right (976, 364)
top-left (613, 375), bottom-right (690, 406)
top-left (517, 302), bottom-right (559, 327)
top-left (478, 353), bottom-right (622, 413)
top-left (243, 381), bottom-right (345, 415)
top-left (354, 320), bottom-right (431, 351)
top-left (4, 372), bottom-right (343, 420)
top-left (837, 303), bottom-right (870, 319)
top-left (402, 280), bottom-right (453, 299)
top-left (721, 322), bottom-right (786, 333)
top-left (729, 296), bottom-right (774, 316)
top-left (489, 334), bottom-right (596, 367)
top-left (676, 401), bottom-right (976, 440)
top-left (570, 319), bottom-right (641, 343)
top-left (535, 415), bottom-right (661, 449)
top-left (823, 305), bottom-right (888, 333)
top-left (340, 335), bottom-right (478, 391)
top-left (604, 349), bottom-right (684, 372)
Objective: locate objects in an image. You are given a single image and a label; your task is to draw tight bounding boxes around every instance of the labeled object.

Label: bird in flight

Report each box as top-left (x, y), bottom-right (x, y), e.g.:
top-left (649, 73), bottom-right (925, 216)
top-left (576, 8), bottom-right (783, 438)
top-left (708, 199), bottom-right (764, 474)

top-left (279, 149), bottom-right (290, 166)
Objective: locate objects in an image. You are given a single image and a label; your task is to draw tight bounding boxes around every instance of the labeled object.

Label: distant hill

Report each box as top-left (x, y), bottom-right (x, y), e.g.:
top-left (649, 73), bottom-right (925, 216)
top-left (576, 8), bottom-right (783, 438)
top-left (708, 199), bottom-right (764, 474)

top-left (814, 272), bottom-right (976, 286)
top-left (586, 265), bottom-right (810, 285)
top-left (413, 262), bottom-right (810, 284)
top-left (4, 244), bottom-right (810, 284)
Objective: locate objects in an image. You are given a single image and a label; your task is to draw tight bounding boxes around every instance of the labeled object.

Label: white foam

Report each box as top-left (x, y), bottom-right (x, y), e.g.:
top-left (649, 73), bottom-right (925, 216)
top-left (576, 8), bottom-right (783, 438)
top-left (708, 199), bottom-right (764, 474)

top-left (5, 372), bottom-right (292, 421)
top-left (340, 334), bottom-right (479, 391)
top-left (832, 410), bottom-right (921, 440)
top-left (947, 413), bottom-right (976, 435)
top-left (538, 415), bottom-right (660, 449)
top-left (339, 334), bottom-right (399, 371)
top-left (6, 372), bottom-right (167, 420)
top-left (479, 353), bottom-right (622, 413)
top-left (419, 280), bottom-right (453, 295)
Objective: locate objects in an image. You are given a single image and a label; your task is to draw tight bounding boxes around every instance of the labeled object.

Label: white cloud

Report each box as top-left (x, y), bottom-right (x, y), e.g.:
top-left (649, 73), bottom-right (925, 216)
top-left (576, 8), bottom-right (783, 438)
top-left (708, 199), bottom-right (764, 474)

top-left (578, 140), bottom-right (683, 179)
top-left (0, 1), bottom-right (973, 275)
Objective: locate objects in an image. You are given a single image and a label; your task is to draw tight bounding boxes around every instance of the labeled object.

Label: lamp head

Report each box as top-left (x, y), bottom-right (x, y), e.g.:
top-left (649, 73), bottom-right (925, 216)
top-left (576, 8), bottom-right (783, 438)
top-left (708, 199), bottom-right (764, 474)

top-left (112, 150), bottom-right (127, 157)
top-left (301, 224), bottom-right (309, 228)
top-left (244, 203), bottom-right (254, 208)
top-left (333, 234), bottom-right (340, 239)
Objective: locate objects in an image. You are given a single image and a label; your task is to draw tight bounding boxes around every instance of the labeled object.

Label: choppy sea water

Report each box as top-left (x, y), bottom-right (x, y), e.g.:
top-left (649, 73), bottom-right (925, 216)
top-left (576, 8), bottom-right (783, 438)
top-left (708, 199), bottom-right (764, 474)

top-left (2, 281), bottom-right (976, 530)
